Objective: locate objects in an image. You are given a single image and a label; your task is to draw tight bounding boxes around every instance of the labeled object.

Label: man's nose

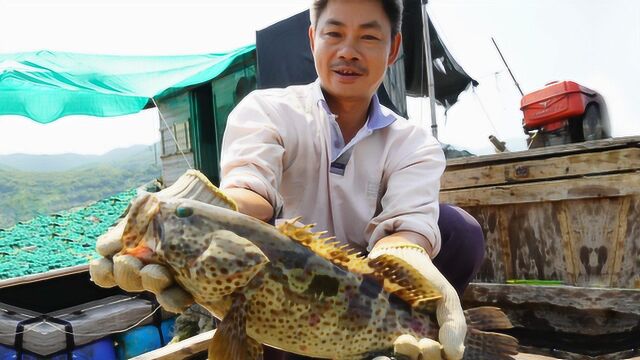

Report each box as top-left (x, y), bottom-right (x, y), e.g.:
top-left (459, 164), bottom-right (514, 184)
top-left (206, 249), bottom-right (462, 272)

top-left (337, 38), bottom-right (360, 61)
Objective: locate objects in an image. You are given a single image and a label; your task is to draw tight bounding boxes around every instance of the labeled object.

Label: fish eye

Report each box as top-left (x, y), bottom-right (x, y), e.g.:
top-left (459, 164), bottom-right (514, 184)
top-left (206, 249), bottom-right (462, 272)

top-left (175, 206), bottom-right (194, 218)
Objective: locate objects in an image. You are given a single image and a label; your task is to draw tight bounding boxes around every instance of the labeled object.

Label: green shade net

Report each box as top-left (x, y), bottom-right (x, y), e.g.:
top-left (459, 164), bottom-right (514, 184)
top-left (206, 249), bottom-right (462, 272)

top-left (0, 44), bottom-right (255, 123)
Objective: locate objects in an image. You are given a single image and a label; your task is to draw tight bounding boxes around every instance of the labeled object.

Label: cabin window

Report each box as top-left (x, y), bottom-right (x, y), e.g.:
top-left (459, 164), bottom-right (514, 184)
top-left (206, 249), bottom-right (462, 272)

top-left (160, 121), bottom-right (191, 156)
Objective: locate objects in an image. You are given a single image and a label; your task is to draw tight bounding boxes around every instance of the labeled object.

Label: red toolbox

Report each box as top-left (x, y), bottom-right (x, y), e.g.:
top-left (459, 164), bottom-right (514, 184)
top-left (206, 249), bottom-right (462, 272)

top-left (521, 81), bottom-right (597, 131)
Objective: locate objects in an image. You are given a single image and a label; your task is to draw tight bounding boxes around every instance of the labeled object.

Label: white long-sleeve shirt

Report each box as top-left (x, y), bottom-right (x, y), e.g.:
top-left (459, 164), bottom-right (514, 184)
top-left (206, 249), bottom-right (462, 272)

top-left (220, 80), bottom-right (446, 256)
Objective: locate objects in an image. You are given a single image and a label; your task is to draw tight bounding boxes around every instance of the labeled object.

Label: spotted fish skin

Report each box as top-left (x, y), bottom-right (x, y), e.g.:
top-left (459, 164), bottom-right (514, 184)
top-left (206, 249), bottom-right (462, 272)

top-left (122, 195), bottom-right (437, 359)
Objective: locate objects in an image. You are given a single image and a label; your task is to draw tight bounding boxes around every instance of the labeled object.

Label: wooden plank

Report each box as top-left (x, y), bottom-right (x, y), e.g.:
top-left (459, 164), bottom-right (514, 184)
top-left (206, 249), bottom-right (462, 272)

top-left (446, 136), bottom-right (640, 167)
top-left (157, 92), bottom-right (190, 127)
top-left (465, 207), bottom-right (509, 283)
top-left (616, 197), bottom-right (640, 288)
top-left (463, 283), bottom-right (640, 335)
top-left (442, 147), bottom-right (640, 190)
top-left (0, 265), bottom-right (88, 290)
top-left (464, 282), bottom-right (640, 315)
top-left (131, 330), bottom-right (214, 360)
top-left (564, 198), bottom-right (625, 287)
top-left (464, 196), bottom-right (639, 288)
top-left (161, 153), bottom-right (194, 186)
top-left (440, 172), bottom-right (640, 206)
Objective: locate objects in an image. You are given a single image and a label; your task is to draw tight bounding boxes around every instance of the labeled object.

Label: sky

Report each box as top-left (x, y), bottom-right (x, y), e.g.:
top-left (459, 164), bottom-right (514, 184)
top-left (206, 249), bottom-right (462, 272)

top-left (0, 0), bottom-right (638, 155)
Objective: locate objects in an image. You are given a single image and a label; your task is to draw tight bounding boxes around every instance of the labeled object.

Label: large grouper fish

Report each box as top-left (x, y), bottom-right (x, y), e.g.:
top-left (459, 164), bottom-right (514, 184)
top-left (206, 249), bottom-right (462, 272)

top-left (93, 172), bottom-right (518, 360)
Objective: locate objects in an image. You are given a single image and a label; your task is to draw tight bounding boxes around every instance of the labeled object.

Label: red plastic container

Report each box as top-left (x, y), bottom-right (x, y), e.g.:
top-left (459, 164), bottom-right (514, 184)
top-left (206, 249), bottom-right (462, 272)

top-left (521, 81), bottom-right (597, 131)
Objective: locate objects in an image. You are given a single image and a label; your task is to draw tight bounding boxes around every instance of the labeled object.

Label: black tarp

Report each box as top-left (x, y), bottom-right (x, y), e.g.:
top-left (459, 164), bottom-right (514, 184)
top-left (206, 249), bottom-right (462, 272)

top-left (256, 1), bottom-right (477, 109)
top-left (402, 0), bottom-right (478, 105)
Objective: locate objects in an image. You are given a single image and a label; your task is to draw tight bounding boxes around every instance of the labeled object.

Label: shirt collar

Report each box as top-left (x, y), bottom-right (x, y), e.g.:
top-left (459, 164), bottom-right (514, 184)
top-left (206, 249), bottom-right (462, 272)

top-left (312, 78), bottom-right (396, 131)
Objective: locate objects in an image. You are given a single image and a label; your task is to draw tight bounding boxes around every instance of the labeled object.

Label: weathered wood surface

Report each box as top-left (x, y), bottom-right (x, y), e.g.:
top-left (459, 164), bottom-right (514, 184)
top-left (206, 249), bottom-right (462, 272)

top-left (445, 136), bottom-right (640, 168)
top-left (161, 152), bottom-right (194, 186)
top-left (517, 346), bottom-right (640, 360)
top-left (0, 296), bottom-right (156, 356)
top-left (0, 264), bottom-right (88, 290)
top-left (131, 329), bottom-right (213, 360)
top-left (156, 92), bottom-right (190, 128)
top-left (464, 196), bottom-right (640, 288)
top-left (463, 283), bottom-right (640, 334)
top-left (440, 172), bottom-right (640, 206)
top-left (129, 329), bottom-right (595, 360)
top-left (442, 147), bottom-right (640, 191)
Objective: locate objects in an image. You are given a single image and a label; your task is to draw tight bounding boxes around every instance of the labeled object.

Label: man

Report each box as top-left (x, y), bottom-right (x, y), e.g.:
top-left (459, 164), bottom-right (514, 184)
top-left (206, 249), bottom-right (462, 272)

top-left (95, 0), bottom-right (485, 358)
top-left (218, 0), bottom-right (484, 359)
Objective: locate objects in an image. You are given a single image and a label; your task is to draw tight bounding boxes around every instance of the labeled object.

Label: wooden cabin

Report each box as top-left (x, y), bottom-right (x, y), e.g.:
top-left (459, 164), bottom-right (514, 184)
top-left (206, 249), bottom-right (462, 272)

top-left (155, 50), bottom-right (257, 186)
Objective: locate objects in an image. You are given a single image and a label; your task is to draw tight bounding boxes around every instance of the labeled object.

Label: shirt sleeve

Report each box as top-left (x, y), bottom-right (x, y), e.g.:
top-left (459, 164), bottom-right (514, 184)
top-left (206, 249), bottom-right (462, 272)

top-left (219, 92), bottom-right (285, 216)
top-left (366, 132), bottom-right (446, 257)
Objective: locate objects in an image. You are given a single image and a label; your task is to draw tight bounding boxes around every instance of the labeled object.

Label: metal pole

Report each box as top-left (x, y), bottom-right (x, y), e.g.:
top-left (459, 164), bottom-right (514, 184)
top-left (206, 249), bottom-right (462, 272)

top-left (491, 37), bottom-right (524, 96)
top-left (421, 1), bottom-right (438, 139)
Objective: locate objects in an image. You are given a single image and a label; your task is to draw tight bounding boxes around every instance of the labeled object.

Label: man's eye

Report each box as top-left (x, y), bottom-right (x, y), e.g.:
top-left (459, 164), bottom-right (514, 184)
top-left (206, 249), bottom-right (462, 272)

top-left (362, 35), bottom-right (380, 41)
top-left (325, 32), bottom-right (341, 38)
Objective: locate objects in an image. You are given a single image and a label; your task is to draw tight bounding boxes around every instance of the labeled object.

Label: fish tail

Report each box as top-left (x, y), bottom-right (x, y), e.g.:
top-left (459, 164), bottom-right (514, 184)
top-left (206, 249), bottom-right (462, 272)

top-left (462, 307), bottom-right (519, 360)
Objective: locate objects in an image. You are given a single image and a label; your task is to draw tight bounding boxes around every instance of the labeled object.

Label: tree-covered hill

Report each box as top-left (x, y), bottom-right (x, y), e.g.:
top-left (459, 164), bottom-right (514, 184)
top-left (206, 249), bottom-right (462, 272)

top-left (0, 144), bottom-right (161, 229)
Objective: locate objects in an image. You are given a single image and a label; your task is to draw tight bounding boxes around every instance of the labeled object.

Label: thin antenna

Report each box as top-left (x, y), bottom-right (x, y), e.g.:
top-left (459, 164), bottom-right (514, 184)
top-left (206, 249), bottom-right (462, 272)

top-left (491, 37), bottom-right (524, 96)
top-left (421, 1), bottom-right (438, 139)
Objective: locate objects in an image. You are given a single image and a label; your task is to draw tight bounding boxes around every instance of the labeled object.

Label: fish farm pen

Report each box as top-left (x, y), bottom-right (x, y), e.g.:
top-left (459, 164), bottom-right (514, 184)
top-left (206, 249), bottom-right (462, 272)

top-left (0, 190), bottom-right (178, 359)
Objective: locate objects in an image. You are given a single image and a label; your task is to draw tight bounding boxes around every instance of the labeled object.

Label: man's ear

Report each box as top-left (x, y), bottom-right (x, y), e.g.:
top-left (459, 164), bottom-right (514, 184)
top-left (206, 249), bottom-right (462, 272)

top-left (388, 32), bottom-right (402, 65)
top-left (308, 25), bottom-right (316, 52)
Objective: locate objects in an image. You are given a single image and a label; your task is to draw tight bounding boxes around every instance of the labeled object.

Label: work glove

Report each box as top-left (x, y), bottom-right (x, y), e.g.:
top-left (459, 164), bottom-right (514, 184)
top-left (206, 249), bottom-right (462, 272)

top-left (89, 170), bottom-right (238, 313)
top-left (368, 244), bottom-right (467, 360)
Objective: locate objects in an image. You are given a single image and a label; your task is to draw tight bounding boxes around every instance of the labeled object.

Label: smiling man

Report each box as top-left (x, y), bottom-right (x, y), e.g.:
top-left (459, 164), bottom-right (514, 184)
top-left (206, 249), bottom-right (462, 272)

top-left (219, 0), bottom-right (485, 359)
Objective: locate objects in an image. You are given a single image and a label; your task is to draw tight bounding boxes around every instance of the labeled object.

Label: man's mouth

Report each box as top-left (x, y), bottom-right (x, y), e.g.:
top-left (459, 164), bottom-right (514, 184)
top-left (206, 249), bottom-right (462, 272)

top-left (333, 68), bottom-right (363, 77)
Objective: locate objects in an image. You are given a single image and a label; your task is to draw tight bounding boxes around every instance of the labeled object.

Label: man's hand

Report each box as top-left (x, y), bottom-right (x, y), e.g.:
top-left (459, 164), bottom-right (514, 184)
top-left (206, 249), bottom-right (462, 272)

top-left (89, 216), bottom-right (195, 314)
top-left (89, 170), bottom-right (237, 314)
top-left (369, 237), bottom-right (467, 360)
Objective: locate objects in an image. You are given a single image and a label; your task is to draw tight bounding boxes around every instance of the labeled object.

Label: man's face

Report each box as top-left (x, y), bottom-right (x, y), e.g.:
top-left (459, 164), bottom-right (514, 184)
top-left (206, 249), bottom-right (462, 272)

top-left (309, 0), bottom-right (401, 103)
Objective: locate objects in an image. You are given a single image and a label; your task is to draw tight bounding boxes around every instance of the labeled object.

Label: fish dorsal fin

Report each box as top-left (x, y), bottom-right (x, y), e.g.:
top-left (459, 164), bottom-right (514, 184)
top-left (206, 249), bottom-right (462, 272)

top-left (277, 220), bottom-right (442, 307)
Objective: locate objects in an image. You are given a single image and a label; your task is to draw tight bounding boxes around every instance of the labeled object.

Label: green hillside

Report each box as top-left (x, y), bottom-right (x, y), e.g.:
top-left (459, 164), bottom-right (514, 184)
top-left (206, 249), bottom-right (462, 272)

top-left (0, 146), bottom-right (161, 229)
top-left (0, 144), bottom-right (159, 172)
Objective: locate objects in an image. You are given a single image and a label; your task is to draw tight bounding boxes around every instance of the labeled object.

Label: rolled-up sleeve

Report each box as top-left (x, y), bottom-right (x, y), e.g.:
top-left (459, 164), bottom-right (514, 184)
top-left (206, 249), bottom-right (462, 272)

top-left (366, 135), bottom-right (446, 257)
top-left (219, 92), bottom-right (285, 215)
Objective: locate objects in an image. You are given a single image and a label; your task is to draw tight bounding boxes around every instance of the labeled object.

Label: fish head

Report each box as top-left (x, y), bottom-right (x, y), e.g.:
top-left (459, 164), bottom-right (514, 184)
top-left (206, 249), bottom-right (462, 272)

top-left (120, 192), bottom-right (163, 263)
top-left (124, 196), bottom-right (270, 299)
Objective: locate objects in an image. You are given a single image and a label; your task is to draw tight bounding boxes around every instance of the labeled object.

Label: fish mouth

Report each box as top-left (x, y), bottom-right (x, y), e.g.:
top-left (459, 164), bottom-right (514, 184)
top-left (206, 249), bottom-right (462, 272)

top-left (121, 193), bottom-right (162, 263)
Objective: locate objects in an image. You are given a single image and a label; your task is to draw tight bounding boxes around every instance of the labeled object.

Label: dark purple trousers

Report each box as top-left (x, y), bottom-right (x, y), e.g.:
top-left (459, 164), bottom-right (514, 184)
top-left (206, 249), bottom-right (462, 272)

top-left (264, 204), bottom-right (486, 360)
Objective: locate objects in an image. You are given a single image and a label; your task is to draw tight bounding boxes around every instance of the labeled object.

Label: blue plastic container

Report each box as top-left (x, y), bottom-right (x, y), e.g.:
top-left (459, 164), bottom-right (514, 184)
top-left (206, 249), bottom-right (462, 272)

top-left (0, 344), bottom-right (16, 360)
top-left (159, 318), bottom-right (176, 346)
top-left (0, 344), bottom-right (41, 360)
top-left (114, 325), bottom-right (162, 359)
top-left (52, 339), bottom-right (117, 360)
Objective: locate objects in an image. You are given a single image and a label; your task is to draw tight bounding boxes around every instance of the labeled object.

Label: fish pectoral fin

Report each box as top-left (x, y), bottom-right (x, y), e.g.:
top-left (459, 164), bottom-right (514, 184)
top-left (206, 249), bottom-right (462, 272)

top-left (463, 328), bottom-right (519, 360)
top-left (208, 294), bottom-right (262, 360)
top-left (464, 307), bottom-right (513, 331)
top-left (247, 337), bottom-right (264, 360)
top-left (462, 307), bottom-right (518, 360)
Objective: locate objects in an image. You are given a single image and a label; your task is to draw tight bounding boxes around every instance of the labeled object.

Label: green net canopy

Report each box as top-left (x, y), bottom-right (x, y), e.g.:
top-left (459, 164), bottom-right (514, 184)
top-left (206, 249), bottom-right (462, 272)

top-left (0, 45), bottom-right (255, 123)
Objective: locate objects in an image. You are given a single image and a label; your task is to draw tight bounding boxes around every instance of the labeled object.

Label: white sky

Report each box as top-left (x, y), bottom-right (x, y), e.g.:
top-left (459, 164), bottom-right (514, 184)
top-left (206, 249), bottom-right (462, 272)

top-left (0, 0), bottom-right (638, 155)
